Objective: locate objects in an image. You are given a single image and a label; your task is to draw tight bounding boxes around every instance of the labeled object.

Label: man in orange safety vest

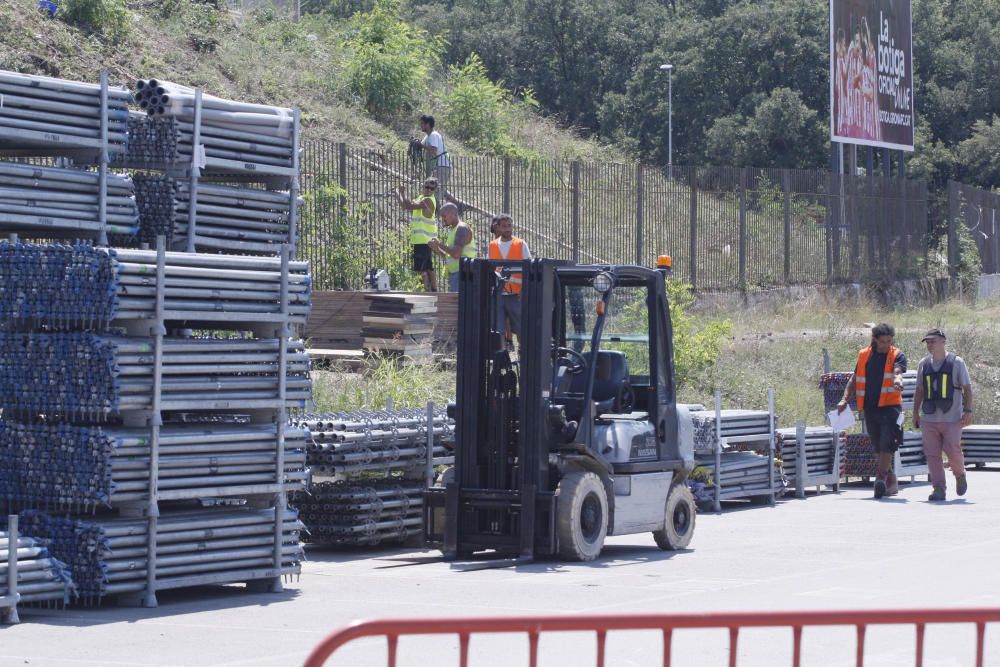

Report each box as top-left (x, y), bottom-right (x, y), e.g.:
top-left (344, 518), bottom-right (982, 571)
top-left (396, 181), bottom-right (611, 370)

top-left (488, 213), bottom-right (531, 348)
top-left (837, 323), bottom-right (908, 499)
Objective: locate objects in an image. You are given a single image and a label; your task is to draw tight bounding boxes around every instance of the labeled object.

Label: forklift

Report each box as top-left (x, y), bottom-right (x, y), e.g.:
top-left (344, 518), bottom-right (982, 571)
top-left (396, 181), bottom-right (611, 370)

top-left (424, 256), bottom-right (697, 561)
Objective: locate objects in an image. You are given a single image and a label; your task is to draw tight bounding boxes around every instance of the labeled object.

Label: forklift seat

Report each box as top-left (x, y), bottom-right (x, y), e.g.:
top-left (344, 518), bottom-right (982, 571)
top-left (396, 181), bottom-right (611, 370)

top-left (570, 350), bottom-right (631, 415)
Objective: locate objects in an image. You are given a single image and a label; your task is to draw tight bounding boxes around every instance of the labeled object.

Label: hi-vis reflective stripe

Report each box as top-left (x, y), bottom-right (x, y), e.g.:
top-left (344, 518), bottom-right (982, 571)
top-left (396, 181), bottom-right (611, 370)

top-left (926, 373), bottom-right (951, 397)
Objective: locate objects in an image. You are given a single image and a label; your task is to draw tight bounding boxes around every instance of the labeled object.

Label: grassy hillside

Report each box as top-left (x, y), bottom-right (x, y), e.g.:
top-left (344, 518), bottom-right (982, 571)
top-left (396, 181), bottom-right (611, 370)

top-left (0, 0), bottom-right (615, 160)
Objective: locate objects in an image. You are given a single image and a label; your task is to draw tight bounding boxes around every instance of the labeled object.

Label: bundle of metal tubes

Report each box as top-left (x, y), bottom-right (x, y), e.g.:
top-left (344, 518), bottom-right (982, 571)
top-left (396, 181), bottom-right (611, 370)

top-left (124, 81), bottom-right (295, 169)
top-left (0, 242), bottom-right (311, 329)
top-left (961, 425), bottom-right (1000, 465)
top-left (0, 525), bottom-right (76, 606)
top-left (775, 426), bottom-right (845, 482)
top-left (297, 408), bottom-right (454, 476)
top-left (693, 451), bottom-right (785, 500)
top-left (689, 409), bottom-right (774, 452)
top-left (15, 507), bottom-right (304, 603)
top-left (115, 174), bottom-right (298, 253)
top-left (0, 70), bottom-right (130, 153)
top-left (0, 420), bottom-right (310, 511)
top-left (291, 480), bottom-right (423, 547)
top-left (819, 372), bottom-right (853, 411)
top-left (0, 161), bottom-right (139, 237)
top-left (0, 334), bottom-right (311, 419)
top-left (842, 433), bottom-right (876, 477)
top-left (898, 431), bottom-right (928, 474)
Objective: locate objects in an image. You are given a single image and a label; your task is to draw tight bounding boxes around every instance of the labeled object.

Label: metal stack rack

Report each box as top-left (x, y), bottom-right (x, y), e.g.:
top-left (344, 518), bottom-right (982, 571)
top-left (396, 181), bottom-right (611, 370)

top-left (691, 390), bottom-right (781, 512)
top-left (0, 71), bottom-right (311, 609)
top-left (112, 80), bottom-right (300, 256)
top-left (776, 423), bottom-right (842, 497)
top-left (0, 70), bottom-right (132, 245)
top-left (0, 516), bottom-right (19, 624)
top-left (291, 405), bottom-right (455, 547)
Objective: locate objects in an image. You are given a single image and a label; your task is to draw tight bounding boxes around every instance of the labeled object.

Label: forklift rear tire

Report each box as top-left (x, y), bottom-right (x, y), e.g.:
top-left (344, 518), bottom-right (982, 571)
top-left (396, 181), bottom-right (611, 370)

top-left (556, 472), bottom-right (608, 561)
top-left (653, 482), bottom-right (696, 551)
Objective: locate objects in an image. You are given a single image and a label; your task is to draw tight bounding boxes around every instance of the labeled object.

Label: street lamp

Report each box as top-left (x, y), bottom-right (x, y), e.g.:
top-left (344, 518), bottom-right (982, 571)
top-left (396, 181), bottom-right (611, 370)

top-left (659, 63), bottom-right (673, 170)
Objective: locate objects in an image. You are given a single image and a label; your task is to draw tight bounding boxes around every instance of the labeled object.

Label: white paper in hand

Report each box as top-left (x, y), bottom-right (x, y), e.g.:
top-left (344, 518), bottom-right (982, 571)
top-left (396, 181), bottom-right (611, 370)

top-left (827, 408), bottom-right (856, 432)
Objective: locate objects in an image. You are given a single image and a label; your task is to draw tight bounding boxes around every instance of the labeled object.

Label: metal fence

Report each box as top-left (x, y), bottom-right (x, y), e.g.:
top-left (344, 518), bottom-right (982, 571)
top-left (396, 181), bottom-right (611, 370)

top-left (950, 181), bottom-right (1000, 275)
top-left (299, 141), bottom-right (931, 291)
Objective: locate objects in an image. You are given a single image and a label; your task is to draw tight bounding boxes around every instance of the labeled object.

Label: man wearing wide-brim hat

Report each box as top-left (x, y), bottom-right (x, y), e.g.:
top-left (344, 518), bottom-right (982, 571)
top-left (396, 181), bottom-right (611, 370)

top-left (912, 328), bottom-right (974, 502)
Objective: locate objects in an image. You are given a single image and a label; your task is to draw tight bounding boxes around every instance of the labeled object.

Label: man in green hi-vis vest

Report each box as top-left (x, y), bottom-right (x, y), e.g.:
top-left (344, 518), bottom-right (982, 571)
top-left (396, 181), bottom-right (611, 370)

top-left (396, 177), bottom-right (439, 292)
top-left (430, 202), bottom-right (476, 292)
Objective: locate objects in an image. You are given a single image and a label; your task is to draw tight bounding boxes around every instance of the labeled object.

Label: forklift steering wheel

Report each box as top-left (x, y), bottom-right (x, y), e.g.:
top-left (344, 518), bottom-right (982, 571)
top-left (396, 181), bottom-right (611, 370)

top-left (552, 346), bottom-right (588, 375)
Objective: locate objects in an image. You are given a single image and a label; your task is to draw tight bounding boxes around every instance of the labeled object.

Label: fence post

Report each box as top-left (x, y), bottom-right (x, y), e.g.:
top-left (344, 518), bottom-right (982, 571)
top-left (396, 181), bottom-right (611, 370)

top-left (783, 170), bottom-right (792, 284)
top-left (689, 168), bottom-right (698, 290)
top-left (738, 168), bottom-right (748, 291)
top-left (337, 142), bottom-right (348, 211)
top-left (947, 180), bottom-right (959, 277)
top-left (503, 157), bottom-right (512, 214)
top-left (571, 161), bottom-right (581, 263)
top-left (635, 162), bottom-right (644, 265)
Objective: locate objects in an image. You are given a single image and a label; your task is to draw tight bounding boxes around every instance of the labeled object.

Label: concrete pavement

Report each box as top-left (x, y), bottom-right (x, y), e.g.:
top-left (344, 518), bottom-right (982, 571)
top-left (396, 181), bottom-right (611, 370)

top-left (2, 469), bottom-right (999, 666)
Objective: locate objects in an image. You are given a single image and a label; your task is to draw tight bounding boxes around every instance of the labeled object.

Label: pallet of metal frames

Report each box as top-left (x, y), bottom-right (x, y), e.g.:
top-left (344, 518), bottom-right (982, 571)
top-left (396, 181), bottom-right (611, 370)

top-left (960, 425), bottom-right (1000, 465)
top-left (0, 334), bottom-right (311, 419)
top-left (0, 70), bottom-right (129, 155)
top-left (113, 174), bottom-right (298, 254)
top-left (13, 507), bottom-right (304, 604)
top-left (689, 409), bottom-right (774, 452)
top-left (116, 94), bottom-right (294, 171)
top-left (693, 451), bottom-right (785, 503)
top-left (0, 420), bottom-right (310, 511)
top-left (292, 481), bottom-right (424, 547)
top-left (896, 431), bottom-right (928, 480)
top-left (0, 161), bottom-right (139, 238)
top-left (0, 242), bottom-right (311, 330)
top-left (1, 516), bottom-right (76, 621)
top-left (776, 425), bottom-right (842, 497)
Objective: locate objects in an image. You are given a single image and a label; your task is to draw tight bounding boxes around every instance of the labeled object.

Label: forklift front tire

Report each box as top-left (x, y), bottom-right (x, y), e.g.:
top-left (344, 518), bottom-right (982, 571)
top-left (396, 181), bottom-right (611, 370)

top-left (556, 472), bottom-right (608, 561)
top-left (653, 482), bottom-right (696, 551)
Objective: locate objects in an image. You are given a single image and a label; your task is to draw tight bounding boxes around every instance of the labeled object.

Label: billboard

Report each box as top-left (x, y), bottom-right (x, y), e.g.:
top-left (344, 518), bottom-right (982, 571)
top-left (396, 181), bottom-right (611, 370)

top-left (830, 0), bottom-right (914, 151)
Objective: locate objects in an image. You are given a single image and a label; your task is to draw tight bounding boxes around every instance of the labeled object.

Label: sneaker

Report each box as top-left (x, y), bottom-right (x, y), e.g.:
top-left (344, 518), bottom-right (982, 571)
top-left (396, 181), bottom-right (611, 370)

top-left (956, 475), bottom-right (968, 496)
top-left (873, 478), bottom-right (886, 499)
top-left (928, 485), bottom-right (946, 502)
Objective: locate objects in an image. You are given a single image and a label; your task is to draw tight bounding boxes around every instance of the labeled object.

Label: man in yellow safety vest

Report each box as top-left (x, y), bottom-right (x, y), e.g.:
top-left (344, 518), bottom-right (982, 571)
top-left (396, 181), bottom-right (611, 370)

top-left (396, 177), bottom-right (439, 292)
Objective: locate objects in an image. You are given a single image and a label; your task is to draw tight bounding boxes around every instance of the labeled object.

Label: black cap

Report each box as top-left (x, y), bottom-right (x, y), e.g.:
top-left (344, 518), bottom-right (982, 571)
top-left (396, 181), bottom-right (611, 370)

top-left (921, 328), bottom-right (946, 342)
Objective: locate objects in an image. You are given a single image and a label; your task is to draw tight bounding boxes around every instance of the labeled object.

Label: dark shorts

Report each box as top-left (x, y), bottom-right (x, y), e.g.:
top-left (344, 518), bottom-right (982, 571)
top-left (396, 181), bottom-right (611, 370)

top-left (864, 406), bottom-right (903, 453)
top-left (412, 244), bottom-right (433, 272)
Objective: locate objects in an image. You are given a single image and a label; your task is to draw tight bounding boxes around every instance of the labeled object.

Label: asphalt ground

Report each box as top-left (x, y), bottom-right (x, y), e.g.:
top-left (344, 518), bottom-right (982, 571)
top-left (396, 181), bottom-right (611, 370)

top-left (3, 468), bottom-right (999, 667)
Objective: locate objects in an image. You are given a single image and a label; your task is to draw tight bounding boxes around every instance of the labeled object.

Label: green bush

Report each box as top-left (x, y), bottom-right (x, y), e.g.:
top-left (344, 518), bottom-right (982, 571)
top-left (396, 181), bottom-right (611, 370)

top-left (344, 0), bottom-right (442, 117)
top-left (443, 54), bottom-right (535, 158)
top-left (59, 0), bottom-right (131, 42)
top-left (666, 279), bottom-right (732, 389)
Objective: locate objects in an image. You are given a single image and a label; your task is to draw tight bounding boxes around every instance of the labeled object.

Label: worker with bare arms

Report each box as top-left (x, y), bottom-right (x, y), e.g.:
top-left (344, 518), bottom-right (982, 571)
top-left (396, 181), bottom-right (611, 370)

top-left (837, 323), bottom-right (907, 499)
top-left (488, 214), bottom-right (531, 348)
top-left (430, 202), bottom-right (476, 293)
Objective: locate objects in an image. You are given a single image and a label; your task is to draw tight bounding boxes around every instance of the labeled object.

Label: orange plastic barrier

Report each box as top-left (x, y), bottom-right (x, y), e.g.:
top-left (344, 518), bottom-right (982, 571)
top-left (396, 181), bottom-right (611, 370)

top-left (303, 607), bottom-right (1000, 667)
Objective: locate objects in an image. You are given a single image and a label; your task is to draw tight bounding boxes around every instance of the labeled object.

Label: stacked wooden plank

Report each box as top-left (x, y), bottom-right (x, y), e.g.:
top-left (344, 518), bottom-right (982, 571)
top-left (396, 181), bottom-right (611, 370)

top-left (361, 294), bottom-right (437, 360)
top-left (960, 425), bottom-right (1000, 465)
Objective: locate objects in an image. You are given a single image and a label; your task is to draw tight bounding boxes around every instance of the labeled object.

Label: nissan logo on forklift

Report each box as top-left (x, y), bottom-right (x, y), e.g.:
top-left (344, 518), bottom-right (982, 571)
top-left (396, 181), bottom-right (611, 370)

top-left (424, 256), bottom-right (697, 563)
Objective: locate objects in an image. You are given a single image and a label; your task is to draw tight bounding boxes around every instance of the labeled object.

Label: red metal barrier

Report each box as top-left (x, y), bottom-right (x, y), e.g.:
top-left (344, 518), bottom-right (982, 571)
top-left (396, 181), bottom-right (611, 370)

top-left (303, 607), bottom-right (1000, 667)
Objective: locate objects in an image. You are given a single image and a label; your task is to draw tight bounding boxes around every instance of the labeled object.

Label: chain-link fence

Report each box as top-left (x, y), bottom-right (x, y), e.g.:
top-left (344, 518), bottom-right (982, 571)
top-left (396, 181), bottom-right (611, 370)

top-left (299, 141), bottom-right (931, 291)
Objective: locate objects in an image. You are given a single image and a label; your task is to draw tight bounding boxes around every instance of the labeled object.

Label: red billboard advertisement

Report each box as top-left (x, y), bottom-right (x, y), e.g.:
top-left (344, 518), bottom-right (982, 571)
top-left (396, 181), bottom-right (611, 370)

top-left (830, 0), bottom-right (914, 151)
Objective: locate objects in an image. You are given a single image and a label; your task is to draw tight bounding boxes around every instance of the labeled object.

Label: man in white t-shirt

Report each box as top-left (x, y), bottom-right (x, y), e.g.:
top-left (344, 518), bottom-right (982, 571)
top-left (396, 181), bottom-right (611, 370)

top-left (912, 328), bottom-right (974, 501)
top-left (420, 115), bottom-right (451, 198)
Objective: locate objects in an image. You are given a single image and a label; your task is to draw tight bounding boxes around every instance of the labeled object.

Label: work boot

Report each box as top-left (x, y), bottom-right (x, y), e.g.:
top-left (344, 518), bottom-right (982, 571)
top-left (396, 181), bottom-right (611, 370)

top-left (956, 475), bottom-right (968, 496)
top-left (873, 474), bottom-right (886, 499)
top-left (885, 470), bottom-right (899, 496)
top-left (928, 485), bottom-right (946, 502)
